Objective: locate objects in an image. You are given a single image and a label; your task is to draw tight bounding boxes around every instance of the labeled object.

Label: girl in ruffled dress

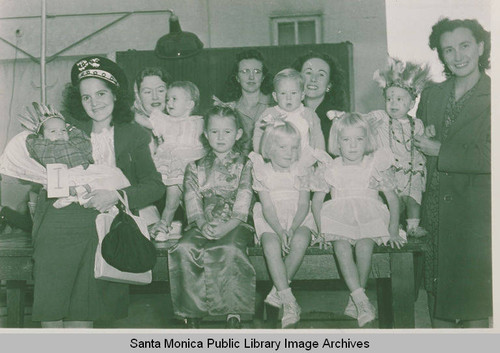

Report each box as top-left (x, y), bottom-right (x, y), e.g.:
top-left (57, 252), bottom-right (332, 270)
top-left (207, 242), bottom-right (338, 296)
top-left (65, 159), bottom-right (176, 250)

top-left (311, 112), bottom-right (406, 327)
top-left (249, 121), bottom-right (316, 328)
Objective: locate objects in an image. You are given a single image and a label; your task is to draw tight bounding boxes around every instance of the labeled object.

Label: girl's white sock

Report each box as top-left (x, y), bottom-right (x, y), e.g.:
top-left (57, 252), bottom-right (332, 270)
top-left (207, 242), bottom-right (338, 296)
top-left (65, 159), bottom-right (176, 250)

top-left (277, 287), bottom-right (295, 304)
top-left (350, 287), bottom-right (368, 303)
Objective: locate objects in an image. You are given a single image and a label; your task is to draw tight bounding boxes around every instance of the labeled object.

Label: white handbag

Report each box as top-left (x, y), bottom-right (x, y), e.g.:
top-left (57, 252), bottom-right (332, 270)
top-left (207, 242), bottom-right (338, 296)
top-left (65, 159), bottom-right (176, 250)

top-left (94, 192), bottom-right (153, 285)
top-left (138, 204), bottom-right (161, 226)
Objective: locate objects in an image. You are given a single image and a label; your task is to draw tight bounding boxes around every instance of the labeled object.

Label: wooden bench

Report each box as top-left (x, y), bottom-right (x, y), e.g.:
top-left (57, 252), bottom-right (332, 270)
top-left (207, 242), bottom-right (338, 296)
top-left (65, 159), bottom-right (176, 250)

top-left (0, 232), bottom-right (425, 328)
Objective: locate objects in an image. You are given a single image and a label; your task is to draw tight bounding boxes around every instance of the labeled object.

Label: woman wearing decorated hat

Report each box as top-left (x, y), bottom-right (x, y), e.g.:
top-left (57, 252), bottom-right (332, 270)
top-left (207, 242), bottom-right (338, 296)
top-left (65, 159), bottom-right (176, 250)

top-left (30, 56), bottom-right (164, 328)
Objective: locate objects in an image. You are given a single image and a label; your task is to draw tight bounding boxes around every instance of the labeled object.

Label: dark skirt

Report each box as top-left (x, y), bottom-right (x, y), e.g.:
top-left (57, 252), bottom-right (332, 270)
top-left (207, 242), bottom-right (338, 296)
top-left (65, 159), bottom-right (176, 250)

top-left (168, 225), bottom-right (255, 318)
top-left (31, 192), bottom-right (129, 322)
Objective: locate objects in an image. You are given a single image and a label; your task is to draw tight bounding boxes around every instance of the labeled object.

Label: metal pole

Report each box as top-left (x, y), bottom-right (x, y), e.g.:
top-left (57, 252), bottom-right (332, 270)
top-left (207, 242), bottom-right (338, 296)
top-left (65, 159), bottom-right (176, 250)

top-left (41, 0), bottom-right (47, 103)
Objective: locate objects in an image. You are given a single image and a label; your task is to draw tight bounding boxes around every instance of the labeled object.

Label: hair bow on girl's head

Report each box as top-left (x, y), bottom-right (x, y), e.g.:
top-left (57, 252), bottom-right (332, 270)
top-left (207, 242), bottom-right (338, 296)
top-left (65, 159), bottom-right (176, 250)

top-left (326, 110), bottom-right (346, 121)
top-left (260, 113), bottom-right (287, 130)
top-left (212, 95), bottom-right (236, 109)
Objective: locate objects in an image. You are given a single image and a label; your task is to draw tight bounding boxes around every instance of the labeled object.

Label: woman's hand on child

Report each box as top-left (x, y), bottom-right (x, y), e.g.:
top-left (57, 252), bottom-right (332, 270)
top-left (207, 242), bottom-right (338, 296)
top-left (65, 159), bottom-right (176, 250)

top-left (414, 133), bottom-right (441, 157)
top-left (424, 125), bottom-right (436, 138)
top-left (82, 189), bottom-right (119, 212)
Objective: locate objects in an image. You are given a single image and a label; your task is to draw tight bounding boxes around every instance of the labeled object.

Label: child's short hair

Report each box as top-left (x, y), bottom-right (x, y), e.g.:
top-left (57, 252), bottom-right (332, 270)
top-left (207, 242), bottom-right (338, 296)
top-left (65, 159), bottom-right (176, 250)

top-left (168, 81), bottom-right (200, 112)
top-left (259, 121), bottom-right (301, 160)
top-left (328, 112), bottom-right (377, 156)
top-left (273, 68), bottom-right (305, 92)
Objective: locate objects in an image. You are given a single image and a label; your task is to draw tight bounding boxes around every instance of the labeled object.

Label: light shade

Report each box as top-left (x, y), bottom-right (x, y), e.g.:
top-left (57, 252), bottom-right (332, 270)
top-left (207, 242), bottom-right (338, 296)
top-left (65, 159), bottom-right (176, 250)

top-left (154, 13), bottom-right (204, 59)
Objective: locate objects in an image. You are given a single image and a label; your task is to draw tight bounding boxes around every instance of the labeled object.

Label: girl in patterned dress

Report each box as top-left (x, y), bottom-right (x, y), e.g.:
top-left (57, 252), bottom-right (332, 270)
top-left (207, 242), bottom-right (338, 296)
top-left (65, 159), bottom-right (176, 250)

top-left (311, 112), bottom-right (406, 327)
top-left (168, 106), bottom-right (255, 329)
top-left (249, 121), bottom-right (316, 328)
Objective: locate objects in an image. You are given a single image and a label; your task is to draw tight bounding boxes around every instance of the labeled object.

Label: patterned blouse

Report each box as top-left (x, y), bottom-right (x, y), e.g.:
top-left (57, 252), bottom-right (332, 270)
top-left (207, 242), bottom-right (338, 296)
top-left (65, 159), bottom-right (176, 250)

top-left (184, 149), bottom-right (253, 227)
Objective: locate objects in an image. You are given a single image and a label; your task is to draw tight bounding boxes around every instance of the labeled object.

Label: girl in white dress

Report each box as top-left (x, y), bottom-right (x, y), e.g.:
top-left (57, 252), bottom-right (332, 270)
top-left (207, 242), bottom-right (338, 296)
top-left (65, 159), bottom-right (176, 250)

top-left (250, 121), bottom-right (316, 328)
top-left (311, 112), bottom-right (406, 327)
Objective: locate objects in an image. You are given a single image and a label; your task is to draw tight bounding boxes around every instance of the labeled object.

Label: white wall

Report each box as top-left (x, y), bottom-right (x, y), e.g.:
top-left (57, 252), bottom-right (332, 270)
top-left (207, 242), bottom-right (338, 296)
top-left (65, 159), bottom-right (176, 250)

top-left (0, 0), bottom-right (388, 124)
top-left (386, 0), bottom-right (491, 82)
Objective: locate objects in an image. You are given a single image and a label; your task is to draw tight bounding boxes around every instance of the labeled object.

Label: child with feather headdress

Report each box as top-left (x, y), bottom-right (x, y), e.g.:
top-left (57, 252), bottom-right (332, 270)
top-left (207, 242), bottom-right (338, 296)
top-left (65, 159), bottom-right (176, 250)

top-left (369, 56), bottom-right (432, 237)
top-left (0, 103), bottom-right (130, 208)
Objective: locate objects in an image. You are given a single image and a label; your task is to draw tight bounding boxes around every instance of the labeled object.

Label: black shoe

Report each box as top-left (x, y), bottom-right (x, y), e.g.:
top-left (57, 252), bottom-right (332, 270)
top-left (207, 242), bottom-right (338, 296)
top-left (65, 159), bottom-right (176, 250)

top-left (226, 317), bottom-right (241, 329)
top-left (184, 318), bottom-right (200, 329)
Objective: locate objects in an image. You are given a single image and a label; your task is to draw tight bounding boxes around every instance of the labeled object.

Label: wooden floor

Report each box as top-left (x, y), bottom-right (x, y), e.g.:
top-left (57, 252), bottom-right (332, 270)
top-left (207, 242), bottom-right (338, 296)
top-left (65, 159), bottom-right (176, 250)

top-left (0, 280), bottom-right (432, 329)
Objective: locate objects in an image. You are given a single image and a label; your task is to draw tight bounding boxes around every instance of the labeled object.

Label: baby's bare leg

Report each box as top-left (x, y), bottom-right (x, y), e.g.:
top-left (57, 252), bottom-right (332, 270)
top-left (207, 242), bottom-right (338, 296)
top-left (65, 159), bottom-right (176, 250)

top-left (161, 185), bottom-right (182, 226)
top-left (403, 195), bottom-right (421, 220)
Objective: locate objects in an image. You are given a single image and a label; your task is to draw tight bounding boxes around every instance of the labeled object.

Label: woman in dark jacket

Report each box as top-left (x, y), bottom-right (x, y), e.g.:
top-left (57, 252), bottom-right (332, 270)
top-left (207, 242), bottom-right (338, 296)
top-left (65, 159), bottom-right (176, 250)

top-left (31, 56), bottom-right (163, 328)
top-left (414, 18), bottom-right (491, 328)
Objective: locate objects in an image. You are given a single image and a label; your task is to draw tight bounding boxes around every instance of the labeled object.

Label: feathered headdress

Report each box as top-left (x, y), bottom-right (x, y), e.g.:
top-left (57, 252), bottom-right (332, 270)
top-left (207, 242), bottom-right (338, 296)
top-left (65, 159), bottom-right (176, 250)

top-left (373, 57), bottom-right (431, 99)
top-left (18, 102), bottom-right (65, 134)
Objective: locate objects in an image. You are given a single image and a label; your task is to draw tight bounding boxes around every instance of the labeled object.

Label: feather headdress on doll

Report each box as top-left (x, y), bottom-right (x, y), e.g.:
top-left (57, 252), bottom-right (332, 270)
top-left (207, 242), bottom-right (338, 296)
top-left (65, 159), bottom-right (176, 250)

top-left (18, 102), bottom-right (65, 133)
top-left (373, 57), bottom-right (431, 99)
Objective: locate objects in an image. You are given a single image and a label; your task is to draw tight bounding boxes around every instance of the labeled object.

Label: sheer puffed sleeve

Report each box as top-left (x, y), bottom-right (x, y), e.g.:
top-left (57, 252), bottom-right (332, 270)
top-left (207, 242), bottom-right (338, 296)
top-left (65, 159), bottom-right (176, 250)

top-left (308, 149), bottom-right (333, 193)
top-left (369, 148), bottom-right (396, 191)
top-left (248, 151), bottom-right (269, 192)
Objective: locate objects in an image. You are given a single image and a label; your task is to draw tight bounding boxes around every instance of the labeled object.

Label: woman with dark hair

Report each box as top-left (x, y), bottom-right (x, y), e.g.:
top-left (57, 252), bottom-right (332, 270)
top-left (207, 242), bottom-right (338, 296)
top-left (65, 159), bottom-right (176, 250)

top-left (292, 51), bottom-right (347, 148)
top-left (222, 49), bottom-right (273, 155)
top-left (414, 18), bottom-right (491, 328)
top-left (133, 67), bottom-right (171, 123)
top-left (32, 56), bottom-right (164, 328)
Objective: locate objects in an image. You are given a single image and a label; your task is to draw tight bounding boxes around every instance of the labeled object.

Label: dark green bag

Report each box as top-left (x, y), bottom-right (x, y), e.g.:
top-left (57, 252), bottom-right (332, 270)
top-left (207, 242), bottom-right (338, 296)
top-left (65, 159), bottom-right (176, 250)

top-left (101, 192), bottom-right (157, 273)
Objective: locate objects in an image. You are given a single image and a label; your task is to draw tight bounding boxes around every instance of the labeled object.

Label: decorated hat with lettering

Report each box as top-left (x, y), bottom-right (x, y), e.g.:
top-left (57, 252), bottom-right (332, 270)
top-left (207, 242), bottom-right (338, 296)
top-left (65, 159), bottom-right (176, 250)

top-left (71, 56), bottom-right (128, 88)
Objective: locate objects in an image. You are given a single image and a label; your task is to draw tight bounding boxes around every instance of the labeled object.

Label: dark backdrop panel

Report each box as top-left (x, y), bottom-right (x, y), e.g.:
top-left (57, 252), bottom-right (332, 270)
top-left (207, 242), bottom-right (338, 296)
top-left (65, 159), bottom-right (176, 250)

top-left (116, 42), bottom-right (353, 114)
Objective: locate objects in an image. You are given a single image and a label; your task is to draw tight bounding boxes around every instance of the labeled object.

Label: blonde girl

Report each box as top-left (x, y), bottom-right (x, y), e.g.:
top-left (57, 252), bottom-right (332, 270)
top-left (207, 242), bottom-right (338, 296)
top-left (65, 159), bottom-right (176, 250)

top-left (311, 112), bottom-right (405, 327)
top-left (249, 121), bottom-right (316, 328)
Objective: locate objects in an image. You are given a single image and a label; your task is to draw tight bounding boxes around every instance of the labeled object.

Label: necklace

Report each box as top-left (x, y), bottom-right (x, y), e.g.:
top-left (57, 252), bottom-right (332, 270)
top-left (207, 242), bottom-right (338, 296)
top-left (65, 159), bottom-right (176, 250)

top-left (389, 117), bottom-right (414, 152)
top-left (389, 116), bottom-right (419, 193)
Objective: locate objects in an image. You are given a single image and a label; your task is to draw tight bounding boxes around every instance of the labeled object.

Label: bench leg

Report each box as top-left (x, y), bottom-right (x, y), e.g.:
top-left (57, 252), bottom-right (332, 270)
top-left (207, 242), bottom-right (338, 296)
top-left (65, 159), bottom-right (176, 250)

top-left (390, 253), bottom-right (415, 328)
top-left (413, 252), bottom-right (424, 301)
top-left (376, 278), bottom-right (393, 328)
top-left (6, 280), bottom-right (26, 328)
